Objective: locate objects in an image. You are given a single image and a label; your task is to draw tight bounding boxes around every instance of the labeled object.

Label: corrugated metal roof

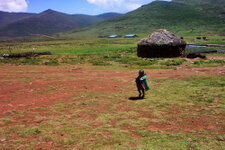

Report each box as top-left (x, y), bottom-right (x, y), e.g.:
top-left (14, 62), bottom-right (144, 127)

top-left (108, 35), bottom-right (119, 38)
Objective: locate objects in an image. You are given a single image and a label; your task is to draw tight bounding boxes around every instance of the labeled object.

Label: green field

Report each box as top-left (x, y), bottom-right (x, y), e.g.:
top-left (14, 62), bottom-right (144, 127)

top-left (0, 34), bottom-right (225, 149)
top-left (0, 35), bottom-right (225, 68)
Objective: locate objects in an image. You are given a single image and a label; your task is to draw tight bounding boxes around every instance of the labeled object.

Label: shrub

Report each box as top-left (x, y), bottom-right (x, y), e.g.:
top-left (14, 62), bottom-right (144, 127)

top-left (61, 56), bottom-right (84, 64)
top-left (193, 59), bottom-right (225, 65)
top-left (90, 58), bottom-right (112, 66)
top-left (161, 59), bottom-right (187, 66)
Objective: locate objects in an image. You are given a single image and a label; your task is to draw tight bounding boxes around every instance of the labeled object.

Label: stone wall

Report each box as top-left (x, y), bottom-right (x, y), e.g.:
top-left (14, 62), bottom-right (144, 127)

top-left (137, 44), bottom-right (186, 58)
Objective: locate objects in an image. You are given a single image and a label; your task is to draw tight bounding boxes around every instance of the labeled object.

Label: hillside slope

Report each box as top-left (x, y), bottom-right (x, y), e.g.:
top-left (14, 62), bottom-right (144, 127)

top-left (97, 12), bottom-right (121, 20)
top-left (0, 11), bottom-right (35, 27)
top-left (60, 0), bottom-right (225, 38)
top-left (173, 0), bottom-right (225, 18)
top-left (0, 10), bottom-right (121, 38)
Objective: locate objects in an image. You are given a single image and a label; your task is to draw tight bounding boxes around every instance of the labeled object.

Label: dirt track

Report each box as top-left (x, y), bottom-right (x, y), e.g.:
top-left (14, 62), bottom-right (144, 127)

top-left (0, 64), bottom-right (224, 116)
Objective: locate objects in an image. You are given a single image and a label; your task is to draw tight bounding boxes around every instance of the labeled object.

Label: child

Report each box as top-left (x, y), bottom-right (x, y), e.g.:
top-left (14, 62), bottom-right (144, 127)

top-left (136, 70), bottom-right (150, 99)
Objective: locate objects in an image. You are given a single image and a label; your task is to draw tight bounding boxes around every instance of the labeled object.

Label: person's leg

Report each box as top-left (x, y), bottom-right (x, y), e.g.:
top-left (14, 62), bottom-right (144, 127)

top-left (138, 88), bottom-right (141, 97)
top-left (141, 89), bottom-right (145, 99)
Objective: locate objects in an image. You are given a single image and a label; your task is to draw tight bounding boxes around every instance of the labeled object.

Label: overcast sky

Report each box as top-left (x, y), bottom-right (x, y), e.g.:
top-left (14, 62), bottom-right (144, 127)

top-left (0, 0), bottom-right (171, 15)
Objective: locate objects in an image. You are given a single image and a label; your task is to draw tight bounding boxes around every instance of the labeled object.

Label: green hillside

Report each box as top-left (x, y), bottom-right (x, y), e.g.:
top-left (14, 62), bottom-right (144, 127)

top-left (0, 10), bottom-right (120, 39)
top-left (173, 0), bottom-right (225, 18)
top-left (60, 0), bottom-right (225, 38)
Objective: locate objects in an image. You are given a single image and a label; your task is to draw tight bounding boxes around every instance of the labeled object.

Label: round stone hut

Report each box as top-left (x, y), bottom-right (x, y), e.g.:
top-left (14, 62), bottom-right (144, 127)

top-left (137, 29), bottom-right (186, 58)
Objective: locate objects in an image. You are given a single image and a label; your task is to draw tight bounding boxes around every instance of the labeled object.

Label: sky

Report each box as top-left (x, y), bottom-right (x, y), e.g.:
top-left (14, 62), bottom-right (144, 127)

top-left (0, 0), bottom-right (170, 15)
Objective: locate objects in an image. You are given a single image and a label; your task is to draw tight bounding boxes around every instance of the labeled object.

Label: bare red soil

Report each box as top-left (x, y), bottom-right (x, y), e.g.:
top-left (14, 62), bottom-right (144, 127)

top-left (0, 65), bottom-right (224, 117)
top-left (0, 64), bottom-right (225, 149)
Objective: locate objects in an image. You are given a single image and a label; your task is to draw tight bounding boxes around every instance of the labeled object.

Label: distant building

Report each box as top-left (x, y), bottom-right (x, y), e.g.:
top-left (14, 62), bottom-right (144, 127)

top-left (108, 35), bottom-right (120, 38)
top-left (98, 36), bottom-right (106, 38)
top-left (124, 34), bottom-right (138, 38)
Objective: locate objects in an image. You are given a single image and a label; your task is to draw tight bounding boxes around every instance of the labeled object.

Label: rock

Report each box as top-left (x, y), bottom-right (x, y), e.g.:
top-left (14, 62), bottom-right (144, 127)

top-left (82, 103), bottom-right (87, 105)
top-left (217, 138), bottom-right (224, 141)
top-left (3, 54), bottom-right (9, 57)
top-left (186, 53), bottom-right (206, 59)
top-left (66, 115), bottom-right (71, 118)
top-left (0, 139), bottom-right (6, 142)
top-left (8, 104), bottom-right (13, 107)
top-left (187, 138), bottom-right (193, 142)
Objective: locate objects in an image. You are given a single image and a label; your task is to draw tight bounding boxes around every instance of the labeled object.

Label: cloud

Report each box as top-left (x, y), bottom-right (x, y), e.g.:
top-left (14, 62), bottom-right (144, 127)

top-left (0, 0), bottom-right (28, 12)
top-left (87, 0), bottom-right (155, 12)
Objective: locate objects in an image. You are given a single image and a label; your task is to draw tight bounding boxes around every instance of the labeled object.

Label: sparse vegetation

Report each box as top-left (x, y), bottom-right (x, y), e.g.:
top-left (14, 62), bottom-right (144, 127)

top-left (0, 0), bottom-right (225, 149)
top-left (0, 73), bottom-right (224, 149)
top-left (192, 59), bottom-right (225, 67)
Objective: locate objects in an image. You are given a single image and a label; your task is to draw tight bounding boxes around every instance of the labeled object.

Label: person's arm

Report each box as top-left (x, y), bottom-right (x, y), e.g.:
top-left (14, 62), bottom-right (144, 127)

top-left (141, 75), bottom-right (147, 80)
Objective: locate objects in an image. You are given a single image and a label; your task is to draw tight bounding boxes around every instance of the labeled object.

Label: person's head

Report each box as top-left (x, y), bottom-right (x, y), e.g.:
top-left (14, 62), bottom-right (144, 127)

top-left (139, 70), bottom-right (144, 76)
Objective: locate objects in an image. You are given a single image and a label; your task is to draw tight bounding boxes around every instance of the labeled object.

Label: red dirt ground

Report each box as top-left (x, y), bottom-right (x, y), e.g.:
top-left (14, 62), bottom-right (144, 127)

top-left (0, 64), bottom-right (224, 117)
top-left (0, 64), bottom-right (225, 149)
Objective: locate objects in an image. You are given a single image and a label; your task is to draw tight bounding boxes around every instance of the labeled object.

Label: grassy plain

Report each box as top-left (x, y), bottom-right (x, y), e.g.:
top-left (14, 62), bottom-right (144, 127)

top-left (0, 35), bottom-right (225, 68)
top-left (0, 35), bottom-right (225, 149)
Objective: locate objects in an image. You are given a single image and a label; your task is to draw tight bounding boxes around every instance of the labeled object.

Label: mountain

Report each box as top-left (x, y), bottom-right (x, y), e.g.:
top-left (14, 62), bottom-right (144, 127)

top-left (97, 12), bottom-right (121, 20)
top-left (0, 10), bottom-right (121, 38)
top-left (60, 0), bottom-right (225, 38)
top-left (0, 11), bottom-right (35, 27)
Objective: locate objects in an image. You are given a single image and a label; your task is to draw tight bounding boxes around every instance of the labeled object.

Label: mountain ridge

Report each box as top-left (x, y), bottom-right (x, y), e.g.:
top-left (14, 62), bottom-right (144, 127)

top-left (0, 11), bottom-right (36, 27)
top-left (0, 10), bottom-right (121, 38)
top-left (60, 0), bottom-right (225, 38)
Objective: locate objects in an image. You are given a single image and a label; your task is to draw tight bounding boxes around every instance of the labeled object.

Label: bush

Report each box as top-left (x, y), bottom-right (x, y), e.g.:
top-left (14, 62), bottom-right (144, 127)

top-left (116, 56), bottom-right (140, 64)
top-left (0, 57), bottom-right (41, 65)
top-left (194, 59), bottom-right (225, 65)
top-left (89, 58), bottom-right (112, 66)
top-left (44, 60), bottom-right (59, 66)
top-left (61, 56), bottom-right (84, 64)
top-left (160, 59), bottom-right (187, 66)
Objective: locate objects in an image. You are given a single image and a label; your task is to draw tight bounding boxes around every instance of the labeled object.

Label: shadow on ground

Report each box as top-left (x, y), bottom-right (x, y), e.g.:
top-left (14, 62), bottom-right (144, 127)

top-left (128, 97), bottom-right (144, 101)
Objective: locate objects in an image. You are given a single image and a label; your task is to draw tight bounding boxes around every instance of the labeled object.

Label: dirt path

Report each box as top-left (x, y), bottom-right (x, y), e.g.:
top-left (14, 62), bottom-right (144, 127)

top-left (0, 64), bottom-right (224, 116)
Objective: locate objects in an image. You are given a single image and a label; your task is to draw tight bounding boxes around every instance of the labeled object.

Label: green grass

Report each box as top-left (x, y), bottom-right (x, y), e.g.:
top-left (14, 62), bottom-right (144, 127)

top-left (0, 75), bottom-right (224, 149)
top-left (0, 37), bottom-right (224, 68)
top-left (0, 38), bottom-right (137, 56)
top-left (191, 59), bottom-right (225, 67)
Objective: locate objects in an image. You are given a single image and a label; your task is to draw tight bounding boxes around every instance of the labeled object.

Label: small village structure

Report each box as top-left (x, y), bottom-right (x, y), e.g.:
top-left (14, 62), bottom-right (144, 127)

top-left (124, 34), bottom-right (138, 38)
top-left (98, 36), bottom-right (106, 38)
top-left (137, 29), bottom-right (186, 58)
top-left (108, 35), bottom-right (120, 38)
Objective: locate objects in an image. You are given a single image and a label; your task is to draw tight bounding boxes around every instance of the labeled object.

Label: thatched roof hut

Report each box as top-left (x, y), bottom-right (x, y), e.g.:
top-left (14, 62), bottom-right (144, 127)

top-left (138, 29), bottom-right (186, 58)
